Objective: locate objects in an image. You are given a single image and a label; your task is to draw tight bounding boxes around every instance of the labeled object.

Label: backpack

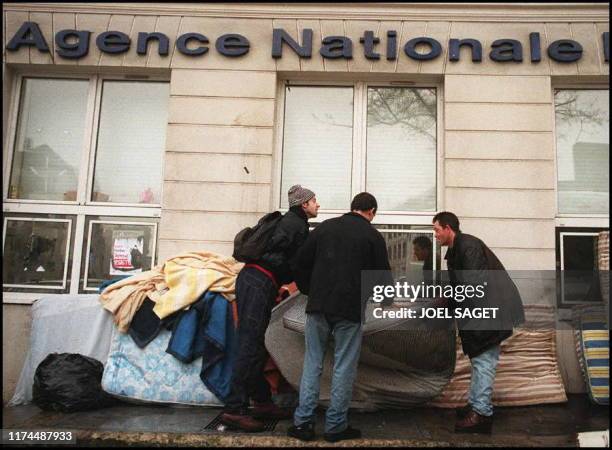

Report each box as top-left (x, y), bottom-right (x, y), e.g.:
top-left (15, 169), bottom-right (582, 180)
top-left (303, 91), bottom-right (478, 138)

top-left (233, 211), bottom-right (283, 263)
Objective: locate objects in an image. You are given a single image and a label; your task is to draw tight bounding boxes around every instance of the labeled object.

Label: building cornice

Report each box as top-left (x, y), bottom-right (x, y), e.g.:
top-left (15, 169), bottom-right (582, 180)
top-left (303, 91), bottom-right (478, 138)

top-left (2, 2), bottom-right (610, 23)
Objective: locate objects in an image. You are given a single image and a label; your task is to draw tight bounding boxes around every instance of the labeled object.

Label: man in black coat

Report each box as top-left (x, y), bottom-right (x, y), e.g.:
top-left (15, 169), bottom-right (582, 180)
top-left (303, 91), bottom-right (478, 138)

top-left (287, 192), bottom-right (392, 443)
top-left (433, 211), bottom-right (524, 434)
top-left (221, 185), bottom-right (319, 432)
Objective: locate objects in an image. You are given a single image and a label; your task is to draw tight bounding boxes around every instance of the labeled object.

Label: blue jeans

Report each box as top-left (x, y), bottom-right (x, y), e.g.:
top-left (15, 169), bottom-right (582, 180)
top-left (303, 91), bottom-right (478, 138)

top-left (294, 313), bottom-right (363, 434)
top-left (224, 267), bottom-right (277, 413)
top-left (468, 344), bottom-right (501, 417)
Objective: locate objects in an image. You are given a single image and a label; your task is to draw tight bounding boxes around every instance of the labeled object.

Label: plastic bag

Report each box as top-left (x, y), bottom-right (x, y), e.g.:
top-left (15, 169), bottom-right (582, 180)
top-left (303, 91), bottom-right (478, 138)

top-left (32, 353), bottom-right (120, 412)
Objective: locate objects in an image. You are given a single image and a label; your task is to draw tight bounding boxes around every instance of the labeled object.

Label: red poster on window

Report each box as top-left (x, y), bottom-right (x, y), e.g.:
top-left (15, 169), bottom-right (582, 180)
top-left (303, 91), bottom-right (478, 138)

top-left (110, 230), bottom-right (144, 275)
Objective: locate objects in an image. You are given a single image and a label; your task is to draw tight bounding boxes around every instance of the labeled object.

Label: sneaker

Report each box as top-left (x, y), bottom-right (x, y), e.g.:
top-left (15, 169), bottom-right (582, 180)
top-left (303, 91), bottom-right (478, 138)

top-left (324, 425), bottom-right (362, 443)
top-left (454, 410), bottom-right (493, 434)
top-left (287, 422), bottom-right (315, 441)
top-left (252, 402), bottom-right (293, 420)
top-left (219, 412), bottom-right (266, 432)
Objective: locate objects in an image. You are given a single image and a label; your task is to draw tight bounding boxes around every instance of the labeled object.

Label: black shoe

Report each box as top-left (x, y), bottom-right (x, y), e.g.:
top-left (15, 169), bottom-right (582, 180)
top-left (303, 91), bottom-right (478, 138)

top-left (324, 425), bottom-right (362, 443)
top-left (287, 422), bottom-right (315, 441)
top-left (456, 404), bottom-right (472, 418)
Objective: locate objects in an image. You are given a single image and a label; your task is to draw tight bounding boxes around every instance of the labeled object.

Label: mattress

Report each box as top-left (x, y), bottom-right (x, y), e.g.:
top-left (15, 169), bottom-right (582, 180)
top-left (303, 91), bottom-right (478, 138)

top-left (573, 305), bottom-right (609, 406)
top-left (266, 293), bottom-right (457, 411)
top-left (101, 325), bottom-right (223, 407)
top-left (9, 295), bottom-right (114, 406)
top-left (429, 305), bottom-right (568, 408)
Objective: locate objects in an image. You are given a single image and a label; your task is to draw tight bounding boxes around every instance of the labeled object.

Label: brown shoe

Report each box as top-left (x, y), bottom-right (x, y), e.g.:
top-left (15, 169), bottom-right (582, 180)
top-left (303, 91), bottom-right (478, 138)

top-left (220, 412), bottom-right (266, 432)
top-left (252, 402), bottom-right (293, 420)
top-left (456, 404), bottom-right (472, 418)
top-left (454, 410), bottom-right (493, 434)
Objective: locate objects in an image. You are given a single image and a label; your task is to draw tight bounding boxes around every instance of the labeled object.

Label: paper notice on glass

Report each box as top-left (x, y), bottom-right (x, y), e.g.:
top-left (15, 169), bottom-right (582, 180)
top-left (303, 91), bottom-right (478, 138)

top-left (110, 230), bottom-right (145, 275)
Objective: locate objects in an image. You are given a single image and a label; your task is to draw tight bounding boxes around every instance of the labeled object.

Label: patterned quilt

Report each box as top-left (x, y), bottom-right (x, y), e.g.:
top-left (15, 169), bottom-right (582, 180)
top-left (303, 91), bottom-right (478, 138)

top-left (102, 326), bottom-right (223, 407)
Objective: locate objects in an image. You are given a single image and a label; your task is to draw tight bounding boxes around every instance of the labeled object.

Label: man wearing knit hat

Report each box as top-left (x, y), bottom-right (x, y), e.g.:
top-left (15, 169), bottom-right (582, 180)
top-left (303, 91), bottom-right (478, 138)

top-left (221, 185), bottom-right (319, 432)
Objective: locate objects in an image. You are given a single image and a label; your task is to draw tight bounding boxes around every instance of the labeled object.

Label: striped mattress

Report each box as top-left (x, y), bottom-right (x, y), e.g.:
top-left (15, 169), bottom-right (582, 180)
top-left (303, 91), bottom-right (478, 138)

top-left (429, 305), bottom-right (568, 408)
top-left (574, 306), bottom-right (609, 405)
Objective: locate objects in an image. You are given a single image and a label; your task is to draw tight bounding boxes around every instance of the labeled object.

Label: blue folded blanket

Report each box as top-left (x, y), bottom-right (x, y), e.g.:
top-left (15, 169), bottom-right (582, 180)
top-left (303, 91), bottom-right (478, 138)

top-left (166, 291), bottom-right (239, 401)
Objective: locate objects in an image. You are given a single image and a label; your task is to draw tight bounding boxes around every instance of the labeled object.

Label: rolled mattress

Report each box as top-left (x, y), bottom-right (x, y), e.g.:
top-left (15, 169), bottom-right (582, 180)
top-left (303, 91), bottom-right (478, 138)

top-left (265, 293), bottom-right (456, 410)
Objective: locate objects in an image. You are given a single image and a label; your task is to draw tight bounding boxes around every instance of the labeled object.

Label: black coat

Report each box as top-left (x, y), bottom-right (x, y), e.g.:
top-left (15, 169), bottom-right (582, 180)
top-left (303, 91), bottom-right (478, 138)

top-left (445, 232), bottom-right (525, 358)
top-left (294, 212), bottom-right (392, 323)
top-left (258, 208), bottom-right (309, 286)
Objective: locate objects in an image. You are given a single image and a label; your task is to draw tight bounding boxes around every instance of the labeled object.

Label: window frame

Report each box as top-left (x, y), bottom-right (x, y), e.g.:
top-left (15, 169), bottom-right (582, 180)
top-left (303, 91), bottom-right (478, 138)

top-left (272, 79), bottom-right (444, 227)
top-left (3, 70), bottom-right (170, 303)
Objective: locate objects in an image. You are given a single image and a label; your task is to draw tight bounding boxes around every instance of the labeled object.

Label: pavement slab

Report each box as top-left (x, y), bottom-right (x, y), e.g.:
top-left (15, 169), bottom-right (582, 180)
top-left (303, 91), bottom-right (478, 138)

top-left (2, 394), bottom-right (608, 447)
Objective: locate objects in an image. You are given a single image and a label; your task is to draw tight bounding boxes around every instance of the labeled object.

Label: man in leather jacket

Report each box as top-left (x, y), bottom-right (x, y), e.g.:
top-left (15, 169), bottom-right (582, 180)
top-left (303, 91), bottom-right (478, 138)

top-left (433, 211), bottom-right (524, 434)
top-left (220, 185), bottom-right (319, 432)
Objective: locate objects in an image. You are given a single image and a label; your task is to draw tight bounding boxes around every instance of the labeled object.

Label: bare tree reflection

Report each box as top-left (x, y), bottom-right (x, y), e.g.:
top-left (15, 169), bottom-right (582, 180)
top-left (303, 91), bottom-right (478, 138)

top-left (367, 88), bottom-right (436, 143)
top-left (554, 91), bottom-right (608, 142)
top-left (310, 87), bottom-right (437, 144)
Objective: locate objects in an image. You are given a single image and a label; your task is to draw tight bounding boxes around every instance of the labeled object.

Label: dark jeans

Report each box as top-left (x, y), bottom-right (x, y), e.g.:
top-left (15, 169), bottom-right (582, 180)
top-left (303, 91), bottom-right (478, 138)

top-left (224, 267), bottom-right (277, 414)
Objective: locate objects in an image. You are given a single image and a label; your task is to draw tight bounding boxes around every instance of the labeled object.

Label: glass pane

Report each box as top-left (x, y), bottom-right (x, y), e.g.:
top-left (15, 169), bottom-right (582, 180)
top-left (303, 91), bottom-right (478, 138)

top-left (555, 90), bottom-right (609, 214)
top-left (83, 220), bottom-right (157, 291)
top-left (2, 217), bottom-right (71, 290)
top-left (92, 81), bottom-right (169, 204)
top-left (561, 234), bottom-right (601, 304)
top-left (377, 226), bottom-right (437, 280)
top-left (366, 87), bottom-right (437, 212)
top-left (9, 78), bottom-right (89, 201)
top-left (281, 86), bottom-right (353, 210)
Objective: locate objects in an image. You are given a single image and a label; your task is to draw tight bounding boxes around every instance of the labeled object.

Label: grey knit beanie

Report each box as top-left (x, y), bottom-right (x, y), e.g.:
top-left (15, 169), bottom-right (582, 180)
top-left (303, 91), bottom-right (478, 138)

top-left (288, 185), bottom-right (315, 207)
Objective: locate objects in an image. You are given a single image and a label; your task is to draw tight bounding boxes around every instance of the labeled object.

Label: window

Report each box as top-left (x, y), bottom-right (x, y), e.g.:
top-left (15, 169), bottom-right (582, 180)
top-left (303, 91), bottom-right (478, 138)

top-left (92, 81), bottom-right (168, 204)
top-left (9, 78), bottom-right (89, 201)
top-left (81, 218), bottom-right (158, 291)
top-left (366, 87), bottom-right (437, 212)
top-left (377, 225), bottom-right (439, 277)
top-left (281, 86), bottom-right (353, 210)
top-left (556, 228), bottom-right (606, 307)
top-left (555, 89), bottom-right (609, 215)
top-left (2, 215), bottom-right (75, 293)
top-left (3, 73), bottom-right (169, 297)
top-left (278, 82), bottom-right (438, 219)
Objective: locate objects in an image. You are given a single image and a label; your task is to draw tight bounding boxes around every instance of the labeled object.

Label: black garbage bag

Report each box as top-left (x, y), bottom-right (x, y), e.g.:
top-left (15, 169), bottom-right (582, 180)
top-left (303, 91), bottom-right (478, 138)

top-left (33, 353), bottom-right (121, 412)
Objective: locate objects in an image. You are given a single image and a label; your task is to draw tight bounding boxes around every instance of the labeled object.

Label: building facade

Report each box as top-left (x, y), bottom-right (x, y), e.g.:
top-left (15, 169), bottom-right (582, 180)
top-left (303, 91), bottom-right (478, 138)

top-left (2, 3), bottom-right (609, 402)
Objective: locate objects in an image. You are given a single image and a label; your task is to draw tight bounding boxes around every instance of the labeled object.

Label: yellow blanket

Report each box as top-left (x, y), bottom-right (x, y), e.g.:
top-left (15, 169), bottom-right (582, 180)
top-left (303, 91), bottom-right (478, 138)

top-left (152, 251), bottom-right (244, 320)
top-left (100, 251), bottom-right (244, 331)
top-left (99, 268), bottom-right (166, 333)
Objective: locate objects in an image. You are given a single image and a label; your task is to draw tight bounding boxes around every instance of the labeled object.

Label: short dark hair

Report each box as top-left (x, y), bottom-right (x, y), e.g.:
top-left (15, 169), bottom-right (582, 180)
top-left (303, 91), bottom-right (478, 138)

top-left (412, 236), bottom-right (432, 250)
top-left (351, 192), bottom-right (377, 213)
top-left (432, 211), bottom-right (460, 232)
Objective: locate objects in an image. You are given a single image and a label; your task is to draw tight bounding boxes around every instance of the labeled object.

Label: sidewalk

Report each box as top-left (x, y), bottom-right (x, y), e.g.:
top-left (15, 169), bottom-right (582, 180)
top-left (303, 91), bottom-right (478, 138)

top-left (2, 395), bottom-right (608, 447)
